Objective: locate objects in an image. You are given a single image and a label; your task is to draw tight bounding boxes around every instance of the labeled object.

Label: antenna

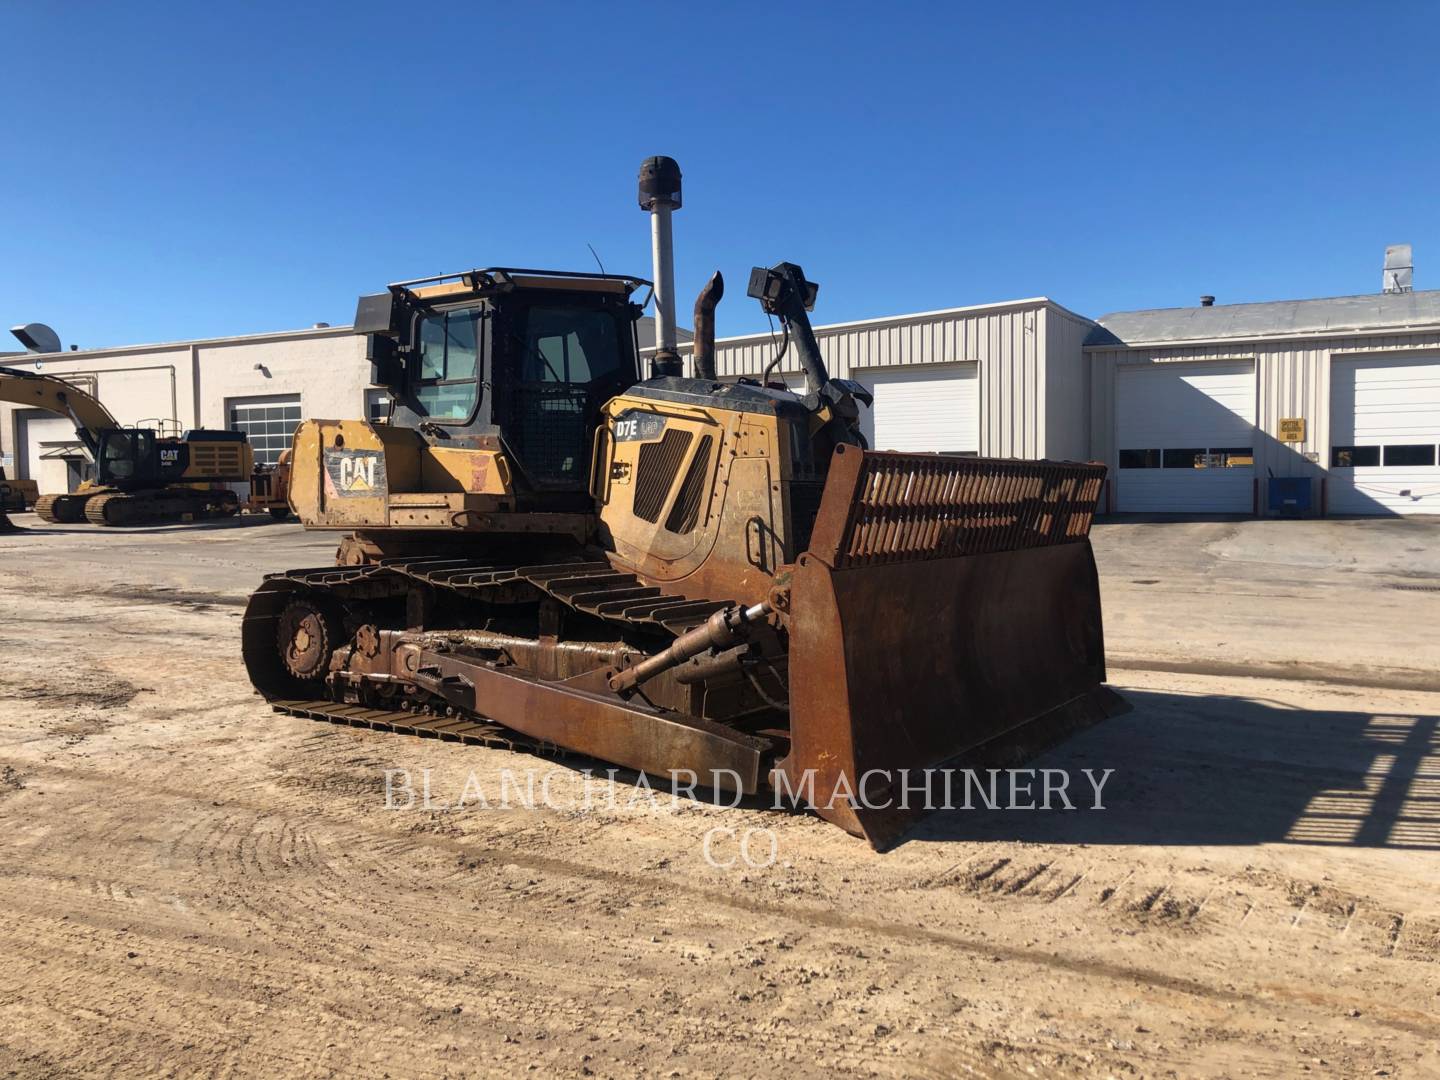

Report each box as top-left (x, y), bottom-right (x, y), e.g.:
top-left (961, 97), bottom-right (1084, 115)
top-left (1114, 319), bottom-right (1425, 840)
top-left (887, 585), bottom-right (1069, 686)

top-left (585, 243), bottom-right (607, 276)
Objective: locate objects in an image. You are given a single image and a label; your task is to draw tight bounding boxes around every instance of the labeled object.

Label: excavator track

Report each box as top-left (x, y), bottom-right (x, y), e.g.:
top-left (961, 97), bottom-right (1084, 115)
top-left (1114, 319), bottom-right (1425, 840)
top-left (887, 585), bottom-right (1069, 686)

top-left (34, 492), bottom-right (93, 524)
top-left (84, 489), bottom-right (240, 527)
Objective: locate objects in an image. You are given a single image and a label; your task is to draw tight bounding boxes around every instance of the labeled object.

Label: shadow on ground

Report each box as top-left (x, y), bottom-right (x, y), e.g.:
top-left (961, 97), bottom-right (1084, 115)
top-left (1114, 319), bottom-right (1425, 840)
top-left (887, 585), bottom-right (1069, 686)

top-left (907, 688), bottom-right (1440, 850)
top-left (0, 513), bottom-right (287, 535)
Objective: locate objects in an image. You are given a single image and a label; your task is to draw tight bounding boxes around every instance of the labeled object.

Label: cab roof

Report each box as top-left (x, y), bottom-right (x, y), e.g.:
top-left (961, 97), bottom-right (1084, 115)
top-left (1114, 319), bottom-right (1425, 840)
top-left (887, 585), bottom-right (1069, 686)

top-left (394, 267), bottom-right (648, 303)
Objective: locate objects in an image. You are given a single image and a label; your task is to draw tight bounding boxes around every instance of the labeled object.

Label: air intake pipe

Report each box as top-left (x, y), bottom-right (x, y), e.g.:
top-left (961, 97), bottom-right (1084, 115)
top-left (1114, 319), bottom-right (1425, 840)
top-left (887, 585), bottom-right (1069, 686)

top-left (638, 156), bottom-right (683, 378)
top-left (691, 271), bottom-right (723, 381)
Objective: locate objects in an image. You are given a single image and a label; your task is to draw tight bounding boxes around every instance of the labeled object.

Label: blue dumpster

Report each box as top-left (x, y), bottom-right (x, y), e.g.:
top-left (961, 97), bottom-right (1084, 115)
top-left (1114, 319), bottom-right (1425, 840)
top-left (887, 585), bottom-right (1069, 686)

top-left (1268, 476), bottom-right (1312, 516)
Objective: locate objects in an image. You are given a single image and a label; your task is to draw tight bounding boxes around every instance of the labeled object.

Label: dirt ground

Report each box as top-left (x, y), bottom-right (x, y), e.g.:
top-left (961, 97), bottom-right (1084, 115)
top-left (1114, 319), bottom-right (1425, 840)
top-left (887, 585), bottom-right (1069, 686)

top-left (0, 514), bottom-right (1436, 1078)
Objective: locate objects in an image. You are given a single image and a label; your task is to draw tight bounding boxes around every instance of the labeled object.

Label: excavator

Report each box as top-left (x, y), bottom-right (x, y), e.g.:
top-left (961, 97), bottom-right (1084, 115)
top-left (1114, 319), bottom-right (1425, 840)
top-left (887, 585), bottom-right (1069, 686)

top-left (242, 157), bottom-right (1123, 846)
top-left (0, 366), bottom-right (261, 526)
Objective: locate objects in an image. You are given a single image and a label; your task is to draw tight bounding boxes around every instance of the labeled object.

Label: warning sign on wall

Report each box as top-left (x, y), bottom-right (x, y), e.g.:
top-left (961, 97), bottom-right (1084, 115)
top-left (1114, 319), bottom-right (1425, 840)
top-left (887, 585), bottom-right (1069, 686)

top-left (1278, 418), bottom-right (1306, 442)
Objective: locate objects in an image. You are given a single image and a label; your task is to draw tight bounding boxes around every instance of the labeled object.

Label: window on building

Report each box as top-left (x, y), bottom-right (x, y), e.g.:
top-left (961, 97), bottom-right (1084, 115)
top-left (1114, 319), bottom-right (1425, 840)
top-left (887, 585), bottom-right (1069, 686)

top-left (1210, 447), bottom-right (1254, 467)
top-left (230, 396), bottom-right (301, 466)
top-left (1118, 449), bottom-right (1160, 469)
top-left (366, 388), bottom-right (392, 424)
top-left (1162, 448), bottom-right (1207, 469)
top-left (1331, 445), bottom-right (1380, 468)
top-left (1383, 444), bottom-right (1437, 467)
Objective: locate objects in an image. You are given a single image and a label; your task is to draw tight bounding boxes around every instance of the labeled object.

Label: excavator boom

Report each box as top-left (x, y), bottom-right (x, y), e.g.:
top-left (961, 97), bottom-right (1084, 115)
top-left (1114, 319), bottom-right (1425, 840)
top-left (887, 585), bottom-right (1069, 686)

top-left (0, 365), bottom-right (118, 457)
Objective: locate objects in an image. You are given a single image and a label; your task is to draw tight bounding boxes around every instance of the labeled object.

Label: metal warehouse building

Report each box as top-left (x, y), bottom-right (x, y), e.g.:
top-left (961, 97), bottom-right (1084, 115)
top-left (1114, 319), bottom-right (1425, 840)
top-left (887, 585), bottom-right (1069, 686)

top-left (696, 297), bottom-right (1096, 461)
top-left (1086, 289), bottom-right (1440, 515)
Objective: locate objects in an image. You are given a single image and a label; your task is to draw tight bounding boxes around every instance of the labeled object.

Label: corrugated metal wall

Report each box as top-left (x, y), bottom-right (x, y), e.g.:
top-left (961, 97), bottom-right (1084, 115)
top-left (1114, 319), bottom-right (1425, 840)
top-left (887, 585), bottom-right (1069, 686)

top-left (701, 300), bottom-right (1089, 459)
top-left (1088, 331), bottom-right (1440, 507)
top-left (1041, 309), bottom-right (1094, 460)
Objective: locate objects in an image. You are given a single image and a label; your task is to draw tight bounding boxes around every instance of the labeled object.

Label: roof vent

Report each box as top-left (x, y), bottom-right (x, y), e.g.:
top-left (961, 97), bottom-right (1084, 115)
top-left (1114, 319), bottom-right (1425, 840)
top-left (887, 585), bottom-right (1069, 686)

top-left (1199, 295), bottom-right (1215, 307)
top-left (10, 322), bottom-right (61, 353)
top-left (1383, 244), bottom-right (1413, 293)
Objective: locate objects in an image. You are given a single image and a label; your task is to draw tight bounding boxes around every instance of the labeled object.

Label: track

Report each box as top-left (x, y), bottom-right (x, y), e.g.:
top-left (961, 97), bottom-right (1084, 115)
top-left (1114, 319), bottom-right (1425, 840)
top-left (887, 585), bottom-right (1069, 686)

top-left (243, 554), bottom-right (749, 746)
top-left (84, 488), bottom-right (240, 526)
top-left (34, 492), bottom-right (89, 523)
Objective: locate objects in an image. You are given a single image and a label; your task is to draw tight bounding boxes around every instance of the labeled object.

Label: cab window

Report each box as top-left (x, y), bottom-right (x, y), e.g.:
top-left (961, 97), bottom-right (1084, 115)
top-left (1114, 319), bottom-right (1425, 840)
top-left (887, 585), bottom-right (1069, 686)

top-left (522, 307), bottom-right (624, 386)
top-left (100, 430), bottom-right (153, 481)
top-left (414, 309), bottom-right (480, 420)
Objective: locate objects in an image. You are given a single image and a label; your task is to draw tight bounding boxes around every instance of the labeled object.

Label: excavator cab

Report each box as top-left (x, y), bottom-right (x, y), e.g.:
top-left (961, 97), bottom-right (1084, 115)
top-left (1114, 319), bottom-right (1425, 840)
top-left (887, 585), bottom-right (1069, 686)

top-left (95, 428), bottom-right (159, 487)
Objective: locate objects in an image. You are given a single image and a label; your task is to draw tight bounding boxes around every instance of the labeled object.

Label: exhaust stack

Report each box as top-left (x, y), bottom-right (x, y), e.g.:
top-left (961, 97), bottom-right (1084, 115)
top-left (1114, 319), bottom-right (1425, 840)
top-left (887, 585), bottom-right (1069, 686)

top-left (692, 271), bottom-right (724, 381)
top-left (638, 156), bottom-right (683, 377)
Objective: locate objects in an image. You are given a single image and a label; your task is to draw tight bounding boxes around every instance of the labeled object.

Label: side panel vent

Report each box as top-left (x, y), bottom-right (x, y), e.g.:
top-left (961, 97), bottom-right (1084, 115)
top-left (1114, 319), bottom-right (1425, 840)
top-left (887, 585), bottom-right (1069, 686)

top-left (665, 435), bottom-right (713, 534)
top-left (634, 429), bottom-right (692, 522)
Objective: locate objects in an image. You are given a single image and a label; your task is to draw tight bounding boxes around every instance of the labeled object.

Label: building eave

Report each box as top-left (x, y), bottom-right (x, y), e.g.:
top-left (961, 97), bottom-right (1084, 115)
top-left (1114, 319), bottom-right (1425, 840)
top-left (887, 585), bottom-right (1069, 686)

top-left (1084, 321), bottom-right (1440, 352)
top-left (3, 324), bottom-right (357, 364)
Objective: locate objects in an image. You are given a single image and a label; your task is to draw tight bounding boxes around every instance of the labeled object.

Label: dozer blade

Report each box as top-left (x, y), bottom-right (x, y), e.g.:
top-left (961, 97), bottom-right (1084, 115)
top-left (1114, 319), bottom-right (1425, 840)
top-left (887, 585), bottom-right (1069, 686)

top-left (780, 446), bottom-right (1128, 848)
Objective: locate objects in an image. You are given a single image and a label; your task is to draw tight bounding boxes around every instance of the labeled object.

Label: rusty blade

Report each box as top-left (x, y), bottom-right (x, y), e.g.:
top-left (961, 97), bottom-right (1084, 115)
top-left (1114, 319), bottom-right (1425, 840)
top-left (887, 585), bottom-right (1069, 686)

top-left (783, 447), bottom-right (1119, 847)
top-left (806, 445), bottom-right (1106, 569)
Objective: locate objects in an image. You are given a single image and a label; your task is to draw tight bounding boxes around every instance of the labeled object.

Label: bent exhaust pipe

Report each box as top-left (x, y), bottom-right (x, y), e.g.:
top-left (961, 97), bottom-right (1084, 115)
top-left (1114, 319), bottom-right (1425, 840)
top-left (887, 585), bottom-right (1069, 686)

top-left (691, 271), bottom-right (724, 381)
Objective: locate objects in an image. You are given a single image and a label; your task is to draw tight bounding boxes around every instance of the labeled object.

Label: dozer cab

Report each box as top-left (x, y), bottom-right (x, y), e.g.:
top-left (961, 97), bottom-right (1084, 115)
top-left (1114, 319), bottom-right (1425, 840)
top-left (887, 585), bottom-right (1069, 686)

top-left (0, 365), bottom-right (254, 526)
top-left (243, 157), bottom-right (1123, 846)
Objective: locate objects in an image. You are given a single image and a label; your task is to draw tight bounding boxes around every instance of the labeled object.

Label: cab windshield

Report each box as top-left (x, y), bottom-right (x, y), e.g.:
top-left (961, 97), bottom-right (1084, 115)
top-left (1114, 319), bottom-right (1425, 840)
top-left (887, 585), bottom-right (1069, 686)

top-left (508, 304), bottom-right (632, 487)
top-left (520, 306), bottom-right (625, 386)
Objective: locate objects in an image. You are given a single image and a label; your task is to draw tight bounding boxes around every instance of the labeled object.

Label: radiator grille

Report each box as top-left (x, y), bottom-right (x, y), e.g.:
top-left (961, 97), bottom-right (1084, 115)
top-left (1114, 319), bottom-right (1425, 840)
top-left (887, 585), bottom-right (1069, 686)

top-left (808, 449), bottom-right (1106, 569)
top-left (664, 435), bottom-right (713, 534)
top-left (634, 429), bottom-right (693, 523)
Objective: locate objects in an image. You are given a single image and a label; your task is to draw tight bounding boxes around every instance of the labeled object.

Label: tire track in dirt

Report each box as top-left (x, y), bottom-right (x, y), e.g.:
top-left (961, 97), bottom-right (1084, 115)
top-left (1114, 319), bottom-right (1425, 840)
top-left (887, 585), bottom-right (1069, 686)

top-left (8, 754), bottom-right (1437, 1042)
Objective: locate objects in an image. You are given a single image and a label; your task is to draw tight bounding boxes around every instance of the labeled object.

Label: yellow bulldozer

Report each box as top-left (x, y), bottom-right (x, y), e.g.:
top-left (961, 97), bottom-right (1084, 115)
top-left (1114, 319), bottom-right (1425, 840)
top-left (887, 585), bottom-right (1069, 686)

top-left (243, 157), bottom-right (1122, 845)
top-left (0, 366), bottom-right (286, 526)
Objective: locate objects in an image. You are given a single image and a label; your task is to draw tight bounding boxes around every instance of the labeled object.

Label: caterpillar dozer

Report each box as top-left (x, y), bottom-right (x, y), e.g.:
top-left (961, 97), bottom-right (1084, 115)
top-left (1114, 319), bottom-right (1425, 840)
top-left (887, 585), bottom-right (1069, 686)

top-left (0, 366), bottom-right (254, 526)
top-left (242, 157), bottom-right (1123, 846)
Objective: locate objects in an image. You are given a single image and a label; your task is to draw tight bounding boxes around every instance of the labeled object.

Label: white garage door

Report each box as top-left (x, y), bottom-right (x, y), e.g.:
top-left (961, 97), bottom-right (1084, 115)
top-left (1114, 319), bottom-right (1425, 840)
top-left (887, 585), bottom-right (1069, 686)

top-left (855, 363), bottom-right (979, 454)
top-left (1115, 360), bottom-right (1256, 513)
top-left (18, 411), bottom-right (83, 491)
top-left (1329, 357), bottom-right (1440, 515)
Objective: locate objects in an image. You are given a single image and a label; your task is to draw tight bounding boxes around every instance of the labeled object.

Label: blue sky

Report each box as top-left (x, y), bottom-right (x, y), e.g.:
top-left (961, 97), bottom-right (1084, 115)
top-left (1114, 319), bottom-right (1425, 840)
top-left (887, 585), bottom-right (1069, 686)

top-left (3, 2), bottom-right (1437, 349)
